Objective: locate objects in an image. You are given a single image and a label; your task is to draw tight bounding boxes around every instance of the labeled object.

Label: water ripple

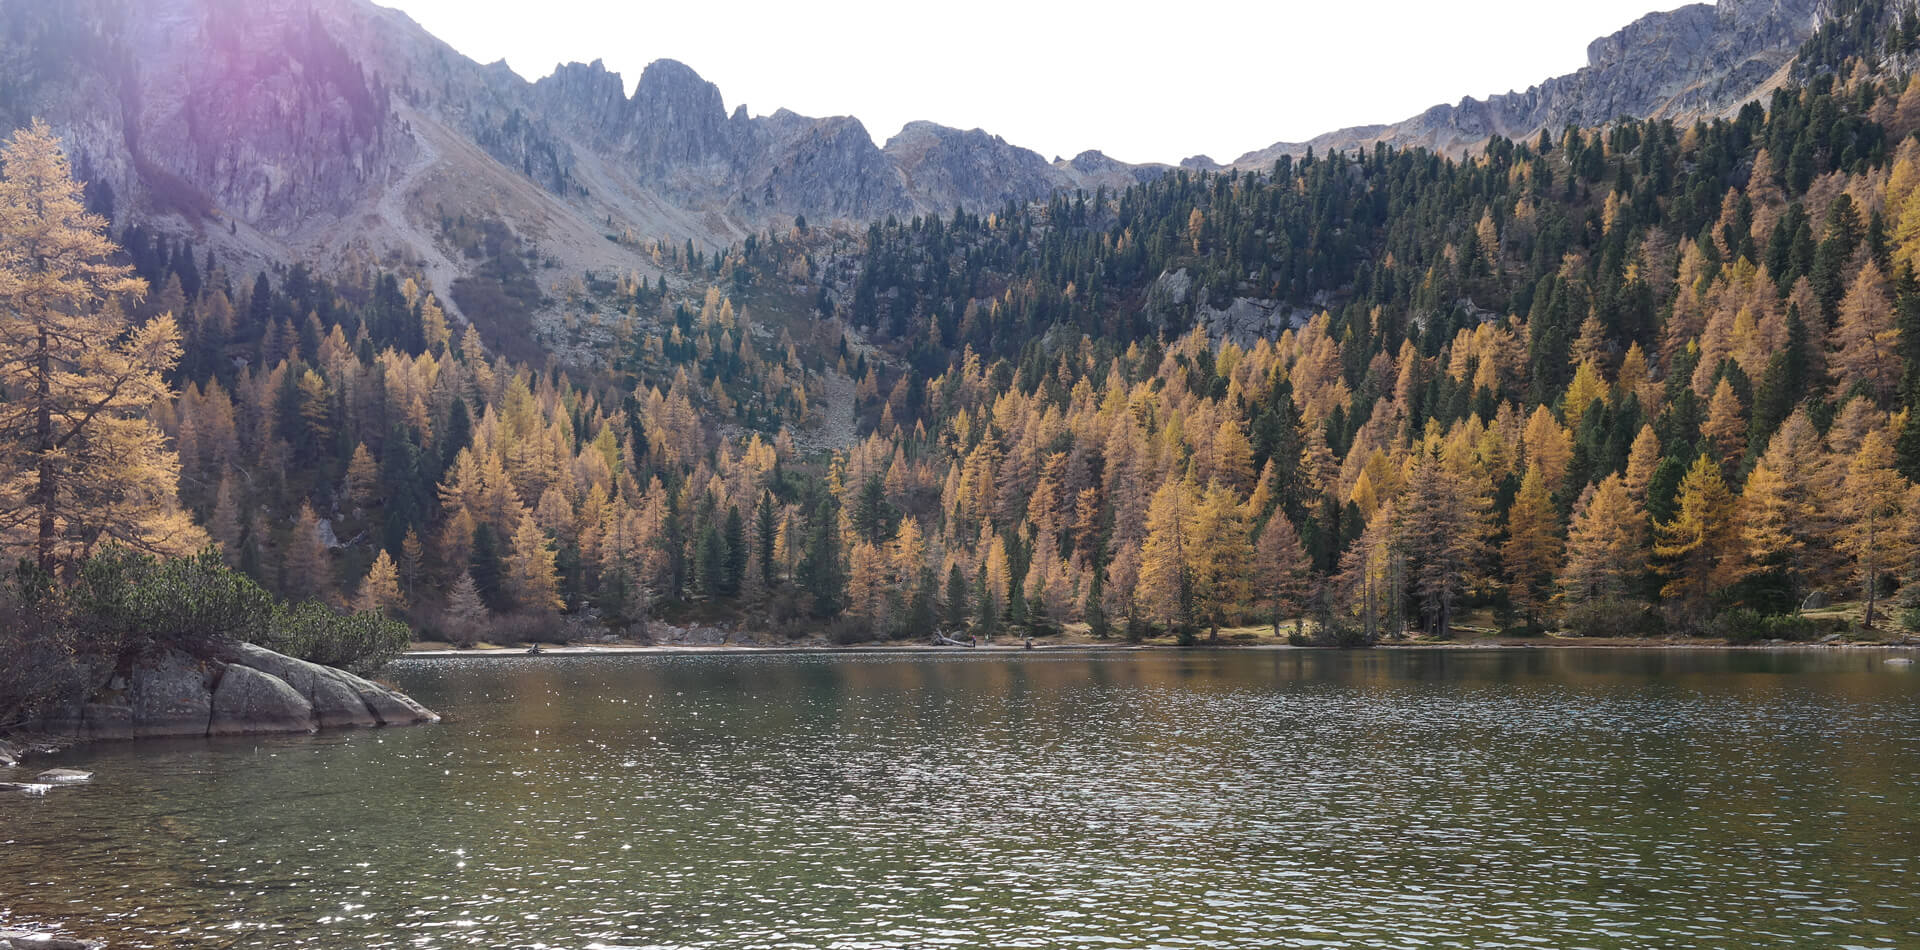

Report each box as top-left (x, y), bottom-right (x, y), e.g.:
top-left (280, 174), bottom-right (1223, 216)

top-left (2, 649), bottom-right (1917, 949)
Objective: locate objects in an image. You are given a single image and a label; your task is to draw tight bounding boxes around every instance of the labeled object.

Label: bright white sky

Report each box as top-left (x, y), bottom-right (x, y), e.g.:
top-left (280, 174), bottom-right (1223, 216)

top-left (384, 0), bottom-right (1701, 166)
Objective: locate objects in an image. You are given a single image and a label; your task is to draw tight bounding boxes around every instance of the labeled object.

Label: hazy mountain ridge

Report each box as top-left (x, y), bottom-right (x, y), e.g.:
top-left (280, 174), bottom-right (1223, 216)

top-left (1229, 0), bottom-right (1824, 167)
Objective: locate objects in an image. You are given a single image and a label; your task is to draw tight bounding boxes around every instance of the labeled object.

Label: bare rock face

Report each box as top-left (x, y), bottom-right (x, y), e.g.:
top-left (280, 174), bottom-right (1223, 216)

top-left (884, 122), bottom-right (1059, 209)
top-left (1233, 0), bottom-right (1824, 165)
top-left (625, 58), bottom-right (740, 180)
top-left (0, 0), bottom-right (405, 233)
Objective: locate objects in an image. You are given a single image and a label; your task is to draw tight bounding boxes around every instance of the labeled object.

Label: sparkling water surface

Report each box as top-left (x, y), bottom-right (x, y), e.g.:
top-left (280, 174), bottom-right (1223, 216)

top-left (3, 648), bottom-right (1918, 949)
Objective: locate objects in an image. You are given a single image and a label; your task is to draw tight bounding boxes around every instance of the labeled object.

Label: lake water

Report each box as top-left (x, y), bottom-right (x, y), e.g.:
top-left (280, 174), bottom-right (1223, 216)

top-left (3, 648), bottom-right (1919, 949)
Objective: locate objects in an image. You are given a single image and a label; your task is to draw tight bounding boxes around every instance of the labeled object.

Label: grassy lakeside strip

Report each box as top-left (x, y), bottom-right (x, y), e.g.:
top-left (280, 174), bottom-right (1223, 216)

top-left (399, 631), bottom-right (1920, 657)
top-left (401, 599), bottom-right (1918, 656)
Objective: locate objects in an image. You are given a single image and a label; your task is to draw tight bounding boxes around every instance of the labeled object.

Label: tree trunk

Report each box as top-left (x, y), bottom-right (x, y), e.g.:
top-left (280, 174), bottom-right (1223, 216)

top-left (1864, 566), bottom-right (1879, 629)
top-left (35, 330), bottom-right (55, 573)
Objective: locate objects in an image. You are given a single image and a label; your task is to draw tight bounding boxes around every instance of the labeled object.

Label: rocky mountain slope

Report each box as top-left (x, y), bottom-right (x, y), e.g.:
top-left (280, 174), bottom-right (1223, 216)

top-left (1228, 0), bottom-right (1825, 167)
top-left (0, 0), bottom-right (1158, 313)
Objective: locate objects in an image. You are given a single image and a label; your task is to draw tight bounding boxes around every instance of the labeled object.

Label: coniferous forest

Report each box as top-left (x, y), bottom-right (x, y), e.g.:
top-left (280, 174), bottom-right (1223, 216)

top-left (6, 48), bottom-right (1920, 654)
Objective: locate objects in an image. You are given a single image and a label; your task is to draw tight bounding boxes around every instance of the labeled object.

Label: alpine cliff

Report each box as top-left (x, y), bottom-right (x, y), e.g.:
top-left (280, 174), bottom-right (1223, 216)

top-left (0, 0), bottom-right (1158, 313)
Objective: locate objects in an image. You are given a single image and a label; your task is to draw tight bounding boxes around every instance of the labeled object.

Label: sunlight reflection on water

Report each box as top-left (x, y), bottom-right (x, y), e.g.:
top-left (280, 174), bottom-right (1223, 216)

top-left (1, 648), bottom-right (1917, 949)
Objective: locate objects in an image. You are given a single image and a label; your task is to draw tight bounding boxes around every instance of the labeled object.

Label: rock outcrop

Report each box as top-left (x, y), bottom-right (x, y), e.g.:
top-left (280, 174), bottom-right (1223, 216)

top-left (1232, 0), bottom-right (1824, 166)
top-left (30, 643), bottom-right (435, 742)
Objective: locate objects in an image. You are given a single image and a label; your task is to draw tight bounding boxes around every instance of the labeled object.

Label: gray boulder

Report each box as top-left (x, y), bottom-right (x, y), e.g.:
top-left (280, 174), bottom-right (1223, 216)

top-left (209, 665), bottom-right (316, 736)
top-left (34, 769), bottom-right (92, 784)
top-left (0, 929), bottom-right (103, 949)
top-left (216, 643), bottom-right (395, 728)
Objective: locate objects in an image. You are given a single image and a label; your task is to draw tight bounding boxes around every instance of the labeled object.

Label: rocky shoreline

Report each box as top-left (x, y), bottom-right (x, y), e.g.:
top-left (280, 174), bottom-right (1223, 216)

top-left (3, 642), bottom-right (437, 758)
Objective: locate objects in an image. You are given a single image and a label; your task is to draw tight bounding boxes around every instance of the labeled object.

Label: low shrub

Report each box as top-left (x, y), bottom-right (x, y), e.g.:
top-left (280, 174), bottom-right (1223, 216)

top-left (1022, 617), bottom-right (1062, 637)
top-left (0, 592), bottom-right (98, 729)
top-left (482, 611), bottom-right (570, 645)
top-left (68, 547), bottom-right (272, 646)
top-left (1314, 620), bottom-right (1375, 649)
top-left (827, 617), bottom-right (875, 645)
top-left (1561, 598), bottom-right (1657, 638)
top-left (1900, 607), bottom-right (1920, 634)
top-left (1711, 609), bottom-right (1812, 643)
top-left (260, 601), bottom-right (411, 675)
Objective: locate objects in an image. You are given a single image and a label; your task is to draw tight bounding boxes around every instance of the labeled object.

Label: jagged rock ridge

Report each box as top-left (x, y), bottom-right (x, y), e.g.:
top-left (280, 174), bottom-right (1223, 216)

top-left (0, 0), bottom-right (1162, 309)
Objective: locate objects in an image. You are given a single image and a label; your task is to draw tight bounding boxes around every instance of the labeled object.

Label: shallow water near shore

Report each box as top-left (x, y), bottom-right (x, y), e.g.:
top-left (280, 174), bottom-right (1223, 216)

top-left (3, 648), bottom-right (1918, 949)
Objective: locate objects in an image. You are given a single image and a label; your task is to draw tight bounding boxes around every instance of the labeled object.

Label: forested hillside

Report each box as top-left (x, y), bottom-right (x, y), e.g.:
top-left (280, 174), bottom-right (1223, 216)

top-left (6, 62), bottom-right (1920, 646)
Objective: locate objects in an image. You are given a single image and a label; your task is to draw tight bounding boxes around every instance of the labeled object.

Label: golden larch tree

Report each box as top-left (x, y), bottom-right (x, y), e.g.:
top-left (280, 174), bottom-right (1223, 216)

top-left (1186, 481), bottom-right (1253, 641)
top-left (1137, 477), bottom-right (1195, 630)
top-left (1838, 432), bottom-right (1916, 627)
top-left (1522, 405), bottom-right (1573, 493)
top-left (1251, 512), bottom-right (1312, 636)
top-left (355, 549), bottom-right (406, 618)
top-left (1653, 455), bottom-right (1745, 626)
top-left (282, 501), bottom-right (334, 603)
top-left (1502, 463), bottom-right (1562, 630)
top-left (1701, 378), bottom-right (1747, 474)
top-left (1400, 442), bottom-right (1490, 638)
top-left (1833, 260), bottom-right (1903, 404)
top-left (1623, 425), bottom-right (1661, 505)
top-left (443, 571), bottom-right (491, 645)
top-left (0, 119), bottom-right (202, 569)
top-left (1738, 459), bottom-right (1801, 593)
top-left (506, 511), bottom-right (564, 612)
top-left (1558, 476), bottom-right (1647, 609)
